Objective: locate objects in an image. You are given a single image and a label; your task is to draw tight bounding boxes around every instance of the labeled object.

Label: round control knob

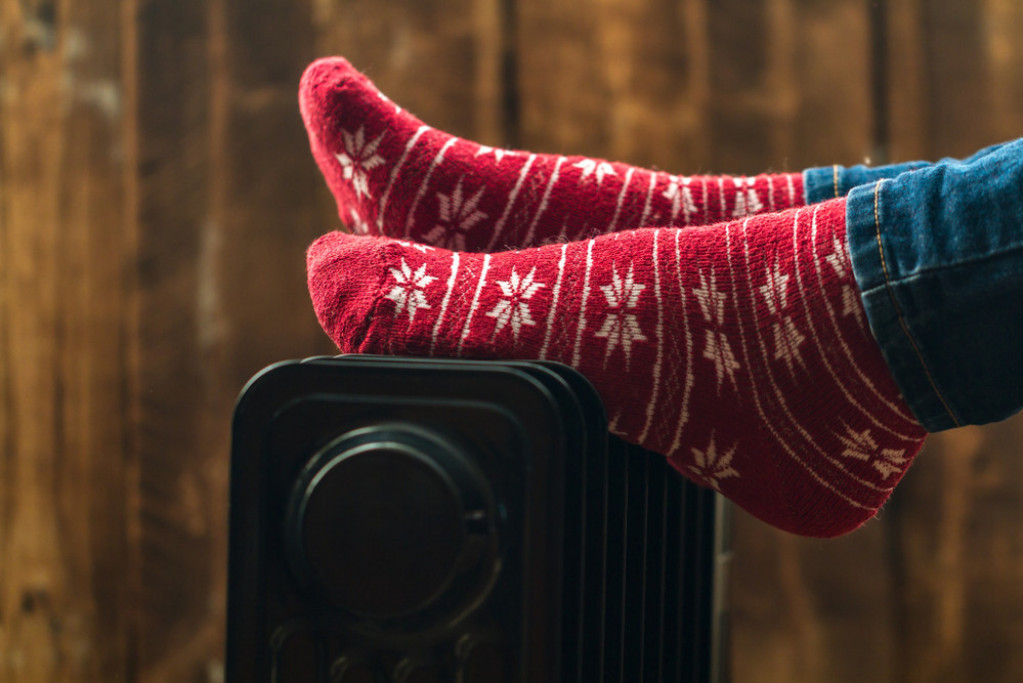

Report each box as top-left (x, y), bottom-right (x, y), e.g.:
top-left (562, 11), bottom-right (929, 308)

top-left (286, 424), bottom-right (494, 621)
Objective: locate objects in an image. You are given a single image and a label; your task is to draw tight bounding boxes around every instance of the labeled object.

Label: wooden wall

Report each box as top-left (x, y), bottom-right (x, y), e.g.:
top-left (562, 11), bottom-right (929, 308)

top-left (2, 0), bottom-right (1022, 680)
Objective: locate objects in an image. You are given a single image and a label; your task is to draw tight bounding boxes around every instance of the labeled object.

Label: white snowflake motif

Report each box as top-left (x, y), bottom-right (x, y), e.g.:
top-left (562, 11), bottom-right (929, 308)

top-left (731, 177), bottom-right (764, 217)
top-left (663, 175), bottom-right (698, 224)
top-left (693, 270), bottom-right (727, 325)
top-left (384, 259), bottom-right (438, 322)
top-left (824, 234), bottom-right (865, 326)
top-left (837, 426), bottom-right (910, 479)
top-left (702, 329), bottom-right (741, 390)
top-left (573, 158), bottom-right (617, 185)
top-left (594, 263), bottom-right (648, 365)
top-left (423, 178), bottom-right (488, 250)
top-left (485, 267), bottom-right (545, 340)
top-left (475, 145), bottom-right (516, 163)
top-left (689, 433), bottom-right (740, 491)
top-left (335, 126), bottom-right (386, 199)
top-left (838, 426), bottom-right (877, 462)
top-left (873, 448), bottom-right (910, 479)
top-left (759, 261), bottom-right (805, 374)
top-left (693, 270), bottom-right (741, 389)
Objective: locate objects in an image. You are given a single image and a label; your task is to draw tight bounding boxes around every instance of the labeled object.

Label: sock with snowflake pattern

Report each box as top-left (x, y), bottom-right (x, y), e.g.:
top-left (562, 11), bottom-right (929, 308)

top-left (306, 197), bottom-right (927, 537)
top-left (299, 57), bottom-right (806, 251)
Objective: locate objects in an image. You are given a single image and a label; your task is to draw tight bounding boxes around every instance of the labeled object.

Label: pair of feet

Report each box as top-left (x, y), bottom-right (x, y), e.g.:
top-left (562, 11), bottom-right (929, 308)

top-left (301, 57), bottom-right (927, 537)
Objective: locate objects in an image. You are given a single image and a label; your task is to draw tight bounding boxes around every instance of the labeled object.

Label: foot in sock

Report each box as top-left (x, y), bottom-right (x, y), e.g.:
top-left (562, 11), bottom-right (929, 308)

top-left (299, 57), bottom-right (807, 251)
top-left (307, 197), bottom-right (927, 537)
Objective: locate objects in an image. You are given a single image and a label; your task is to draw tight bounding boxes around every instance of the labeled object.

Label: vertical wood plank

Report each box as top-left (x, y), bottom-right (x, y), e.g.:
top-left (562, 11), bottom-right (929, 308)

top-left (132, 1), bottom-right (219, 679)
top-left (516, 0), bottom-right (713, 170)
top-left (0, 0), bottom-right (133, 680)
top-left (210, 0), bottom-right (342, 391)
top-left (131, 0), bottom-right (334, 679)
top-left (884, 2), bottom-right (1023, 680)
top-left (888, 0), bottom-right (1023, 160)
top-left (707, 0), bottom-right (876, 173)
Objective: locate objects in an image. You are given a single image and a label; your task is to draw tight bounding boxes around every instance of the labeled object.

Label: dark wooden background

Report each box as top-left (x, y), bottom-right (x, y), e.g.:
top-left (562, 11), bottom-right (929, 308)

top-left (3, 0), bottom-right (1023, 680)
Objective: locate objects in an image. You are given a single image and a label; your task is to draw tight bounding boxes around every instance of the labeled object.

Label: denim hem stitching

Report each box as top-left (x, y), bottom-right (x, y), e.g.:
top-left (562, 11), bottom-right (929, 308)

top-left (871, 180), bottom-right (962, 428)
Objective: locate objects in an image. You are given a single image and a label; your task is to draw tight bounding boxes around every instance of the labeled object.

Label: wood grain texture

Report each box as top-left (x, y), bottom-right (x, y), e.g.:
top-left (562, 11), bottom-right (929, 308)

top-left (3, 1), bottom-right (1023, 681)
top-left (131, 0), bottom-right (220, 678)
top-left (517, 0), bottom-right (713, 170)
top-left (1, 0), bottom-right (133, 680)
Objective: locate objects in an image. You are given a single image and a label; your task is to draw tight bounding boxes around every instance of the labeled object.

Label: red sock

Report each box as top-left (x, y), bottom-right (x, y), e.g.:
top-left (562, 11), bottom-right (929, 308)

top-left (300, 57), bottom-right (806, 251)
top-left (307, 198), bottom-right (926, 537)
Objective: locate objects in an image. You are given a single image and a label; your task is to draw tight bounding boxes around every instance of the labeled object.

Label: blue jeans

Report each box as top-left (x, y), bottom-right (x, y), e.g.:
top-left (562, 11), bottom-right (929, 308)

top-left (823, 139), bottom-right (1023, 432)
top-left (802, 142), bottom-right (1010, 204)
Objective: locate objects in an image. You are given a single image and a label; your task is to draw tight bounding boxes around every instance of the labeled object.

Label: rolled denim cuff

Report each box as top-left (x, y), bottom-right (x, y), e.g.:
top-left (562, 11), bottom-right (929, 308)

top-left (845, 141), bottom-right (1023, 431)
top-left (803, 141), bottom-right (1012, 205)
top-left (844, 182), bottom-right (958, 431)
top-left (804, 162), bottom-right (931, 204)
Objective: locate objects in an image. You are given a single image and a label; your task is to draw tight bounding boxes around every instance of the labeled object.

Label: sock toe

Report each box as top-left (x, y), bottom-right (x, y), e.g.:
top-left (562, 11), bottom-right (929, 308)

top-left (299, 58), bottom-right (385, 222)
top-left (298, 56), bottom-right (360, 129)
top-left (306, 231), bottom-right (393, 353)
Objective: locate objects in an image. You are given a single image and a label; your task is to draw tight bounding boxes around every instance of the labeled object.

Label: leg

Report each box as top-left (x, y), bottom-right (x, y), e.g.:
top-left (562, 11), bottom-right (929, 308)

top-left (300, 57), bottom-right (807, 249)
top-left (307, 201), bottom-right (926, 538)
top-left (300, 57), bottom-right (1016, 251)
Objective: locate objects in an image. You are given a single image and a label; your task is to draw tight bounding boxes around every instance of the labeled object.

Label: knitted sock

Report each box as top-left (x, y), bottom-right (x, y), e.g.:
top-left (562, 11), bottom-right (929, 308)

top-left (300, 57), bottom-right (805, 251)
top-left (307, 198), bottom-right (926, 537)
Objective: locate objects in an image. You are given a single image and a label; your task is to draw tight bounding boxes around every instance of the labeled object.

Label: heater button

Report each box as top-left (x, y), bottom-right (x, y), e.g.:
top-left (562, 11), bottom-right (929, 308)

top-left (287, 424), bottom-right (495, 622)
top-left (456, 633), bottom-right (508, 683)
top-left (270, 621), bottom-right (324, 682)
top-left (330, 653), bottom-right (383, 683)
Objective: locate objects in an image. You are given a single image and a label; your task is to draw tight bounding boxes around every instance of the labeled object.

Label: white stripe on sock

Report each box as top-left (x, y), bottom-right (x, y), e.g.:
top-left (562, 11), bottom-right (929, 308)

top-left (668, 229), bottom-right (694, 456)
top-left (404, 137), bottom-right (457, 239)
top-left (486, 154), bottom-right (537, 251)
top-left (430, 252), bottom-right (460, 355)
top-left (639, 230), bottom-right (665, 443)
top-left (378, 125), bottom-right (427, 229)
top-left (539, 243), bottom-right (569, 360)
top-left (681, 177), bottom-right (692, 226)
top-left (700, 177), bottom-right (708, 224)
top-left (606, 168), bottom-right (635, 234)
top-left (638, 171), bottom-right (657, 227)
top-left (457, 253), bottom-right (491, 357)
top-left (571, 240), bottom-right (596, 367)
top-left (522, 156), bottom-right (566, 247)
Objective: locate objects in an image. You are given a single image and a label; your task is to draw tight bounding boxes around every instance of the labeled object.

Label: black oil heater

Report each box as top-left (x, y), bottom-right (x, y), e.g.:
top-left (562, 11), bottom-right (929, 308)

top-left (226, 356), bottom-right (731, 682)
